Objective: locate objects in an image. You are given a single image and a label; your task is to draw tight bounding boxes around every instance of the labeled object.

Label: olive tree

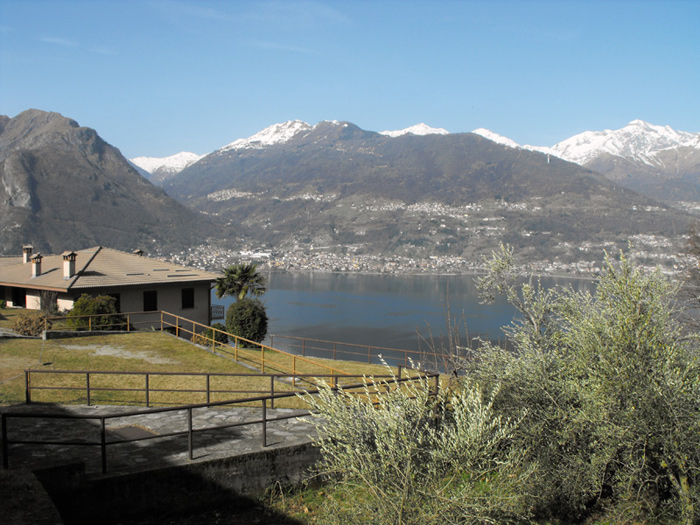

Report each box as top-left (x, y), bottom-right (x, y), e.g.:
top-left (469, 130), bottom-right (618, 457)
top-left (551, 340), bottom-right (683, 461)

top-left (469, 246), bottom-right (700, 523)
top-left (305, 371), bottom-right (534, 524)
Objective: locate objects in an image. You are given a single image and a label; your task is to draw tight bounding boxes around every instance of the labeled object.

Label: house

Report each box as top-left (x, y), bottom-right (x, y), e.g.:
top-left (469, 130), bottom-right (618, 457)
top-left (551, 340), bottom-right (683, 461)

top-left (0, 245), bottom-right (218, 327)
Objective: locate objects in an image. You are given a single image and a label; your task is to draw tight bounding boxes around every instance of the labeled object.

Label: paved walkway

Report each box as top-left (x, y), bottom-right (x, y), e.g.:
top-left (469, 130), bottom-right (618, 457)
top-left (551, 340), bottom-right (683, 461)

top-left (1, 403), bottom-right (317, 478)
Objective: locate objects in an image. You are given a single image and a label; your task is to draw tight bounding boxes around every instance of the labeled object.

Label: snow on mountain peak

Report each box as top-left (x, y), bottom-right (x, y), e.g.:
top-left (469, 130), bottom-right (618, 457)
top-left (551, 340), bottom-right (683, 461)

top-left (319, 120), bottom-right (347, 127)
top-left (130, 151), bottom-right (203, 174)
top-left (472, 128), bottom-right (521, 149)
top-left (379, 123), bottom-right (449, 138)
top-left (551, 120), bottom-right (700, 166)
top-left (471, 128), bottom-right (556, 157)
top-left (220, 120), bottom-right (312, 152)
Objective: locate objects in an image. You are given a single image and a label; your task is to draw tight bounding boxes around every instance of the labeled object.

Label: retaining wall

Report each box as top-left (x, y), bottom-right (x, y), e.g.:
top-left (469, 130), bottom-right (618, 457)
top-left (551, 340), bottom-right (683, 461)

top-left (35, 442), bottom-right (320, 524)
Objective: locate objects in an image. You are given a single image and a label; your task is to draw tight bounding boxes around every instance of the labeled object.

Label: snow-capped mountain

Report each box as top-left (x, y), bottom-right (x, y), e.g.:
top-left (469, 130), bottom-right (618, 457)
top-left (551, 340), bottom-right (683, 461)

top-left (219, 120), bottom-right (313, 152)
top-left (130, 151), bottom-right (203, 183)
top-left (550, 120), bottom-right (700, 167)
top-left (475, 120), bottom-right (700, 166)
top-left (379, 123), bottom-right (449, 137)
top-left (473, 121), bottom-right (700, 202)
top-left (471, 128), bottom-right (522, 150)
top-left (217, 120), bottom-right (450, 152)
top-left (134, 118), bottom-right (700, 203)
top-left (471, 128), bottom-right (554, 156)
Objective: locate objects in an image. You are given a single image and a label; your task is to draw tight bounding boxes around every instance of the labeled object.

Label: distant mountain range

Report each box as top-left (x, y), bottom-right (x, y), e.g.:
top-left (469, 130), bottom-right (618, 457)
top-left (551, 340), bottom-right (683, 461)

top-left (150, 119), bottom-right (690, 263)
top-left (135, 120), bottom-right (700, 204)
top-left (0, 109), bottom-right (211, 255)
top-left (130, 122), bottom-right (450, 182)
top-left (2, 110), bottom-right (694, 264)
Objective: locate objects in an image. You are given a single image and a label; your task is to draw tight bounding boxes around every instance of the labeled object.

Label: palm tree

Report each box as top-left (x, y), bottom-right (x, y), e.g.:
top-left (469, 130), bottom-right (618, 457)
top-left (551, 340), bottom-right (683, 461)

top-left (215, 263), bottom-right (266, 301)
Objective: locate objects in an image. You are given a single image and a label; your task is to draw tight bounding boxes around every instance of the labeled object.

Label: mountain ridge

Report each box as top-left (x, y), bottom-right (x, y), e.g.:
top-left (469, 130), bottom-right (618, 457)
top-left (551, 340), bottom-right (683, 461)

top-left (3, 109), bottom-right (690, 266)
top-left (131, 151), bottom-right (203, 183)
top-left (162, 119), bottom-right (689, 265)
top-left (0, 109), bottom-right (212, 255)
top-left (136, 119), bottom-right (700, 204)
top-left (472, 120), bottom-right (700, 202)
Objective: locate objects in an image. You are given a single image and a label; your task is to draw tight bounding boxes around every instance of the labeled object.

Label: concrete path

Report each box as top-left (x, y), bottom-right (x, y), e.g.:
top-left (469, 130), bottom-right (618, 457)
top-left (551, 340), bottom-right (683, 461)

top-left (1, 403), bottom-right (317, 478)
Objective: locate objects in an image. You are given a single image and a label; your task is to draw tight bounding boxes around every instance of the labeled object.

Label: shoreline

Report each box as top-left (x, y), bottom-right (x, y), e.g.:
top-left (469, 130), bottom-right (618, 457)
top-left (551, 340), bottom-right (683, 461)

top-left (261, 267), bottom-right (598, 282)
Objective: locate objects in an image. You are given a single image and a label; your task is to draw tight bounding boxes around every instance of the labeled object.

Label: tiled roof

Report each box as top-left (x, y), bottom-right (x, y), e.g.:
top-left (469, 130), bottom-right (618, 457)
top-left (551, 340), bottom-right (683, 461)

top-left (0, 257), bottom-right (23, 269)
top-left (0, 247), bottom-right (217, 291)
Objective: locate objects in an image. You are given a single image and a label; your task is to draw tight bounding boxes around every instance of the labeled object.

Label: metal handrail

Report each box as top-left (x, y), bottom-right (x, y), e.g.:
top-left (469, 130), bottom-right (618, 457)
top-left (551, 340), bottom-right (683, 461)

top-left (158, 311), bottom-right (351, 378)
top-left (268, 333), bottom-right (468, 368)
top-left (2, 370), bottom-right (439, 474)
top-left (23, 369), bottom-right (399, 407)
top-left (42, 310), bottom-right (353, 378)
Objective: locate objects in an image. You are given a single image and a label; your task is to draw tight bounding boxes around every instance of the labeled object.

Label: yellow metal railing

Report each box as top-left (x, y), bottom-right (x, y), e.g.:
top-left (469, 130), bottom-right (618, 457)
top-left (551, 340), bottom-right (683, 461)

top-left (42, 310), bottom-right (351, 379)
top-left (158, 311), bottom-right (351, 379)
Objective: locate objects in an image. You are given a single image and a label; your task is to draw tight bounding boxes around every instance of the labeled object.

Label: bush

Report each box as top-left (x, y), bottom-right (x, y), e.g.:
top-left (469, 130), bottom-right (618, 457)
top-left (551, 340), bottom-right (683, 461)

top-left (193, 322), bottom-right (229, 346)
top-left (13, 312), bottom-right (48, 336)
top-left (307, 246), bottom-right (700, 524)
top-left (225, 298), bottom-right (268, 345)
top-left (66, 294), bottom-right (125, 331)
top-left (0, 299), bottom-right (6, 309)
top-left (469, 246), bottom-right (700, 523)
top-left (305, 372), bottom-right (533, 524)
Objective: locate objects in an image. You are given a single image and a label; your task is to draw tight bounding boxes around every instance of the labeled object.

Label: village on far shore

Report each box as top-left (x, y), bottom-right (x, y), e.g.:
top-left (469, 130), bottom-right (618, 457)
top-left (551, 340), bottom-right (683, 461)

top-left (164, 233), bottom-right (687, 279)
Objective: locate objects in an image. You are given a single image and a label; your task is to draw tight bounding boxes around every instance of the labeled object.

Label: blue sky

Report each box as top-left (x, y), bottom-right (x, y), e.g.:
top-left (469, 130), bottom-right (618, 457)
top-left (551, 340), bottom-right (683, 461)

top-left (1, 0), bottom-right (698, 158)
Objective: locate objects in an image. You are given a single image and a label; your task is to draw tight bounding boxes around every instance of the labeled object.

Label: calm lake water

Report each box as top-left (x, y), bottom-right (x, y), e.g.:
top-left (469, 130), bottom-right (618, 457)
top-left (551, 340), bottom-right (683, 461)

top-left (212, 272), bottom-right (595, 354)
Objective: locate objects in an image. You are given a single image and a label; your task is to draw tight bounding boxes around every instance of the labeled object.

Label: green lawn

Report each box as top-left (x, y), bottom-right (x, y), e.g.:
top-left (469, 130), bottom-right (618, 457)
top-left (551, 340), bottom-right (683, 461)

top-left (0, 332), bottom-right (289, 405)
top-left (0, 322), bottom-right (414, 409)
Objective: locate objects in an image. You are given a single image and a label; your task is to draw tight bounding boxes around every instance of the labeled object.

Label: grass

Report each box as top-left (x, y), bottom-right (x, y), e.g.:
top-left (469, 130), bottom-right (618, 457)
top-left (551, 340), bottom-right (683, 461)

top-left (0, 306), bottom-right (30, 330)
top-left (264, 481), bottom-right (330, 524)
top-left (0, 332), bottom-right (300, 405)
top-left (0, 307), bottom-right (423, 409)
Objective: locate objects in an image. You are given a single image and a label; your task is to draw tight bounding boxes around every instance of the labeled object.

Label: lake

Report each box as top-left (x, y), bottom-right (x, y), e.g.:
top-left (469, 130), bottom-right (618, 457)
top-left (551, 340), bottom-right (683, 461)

top-left (211, 272), bottom-right (595, 355)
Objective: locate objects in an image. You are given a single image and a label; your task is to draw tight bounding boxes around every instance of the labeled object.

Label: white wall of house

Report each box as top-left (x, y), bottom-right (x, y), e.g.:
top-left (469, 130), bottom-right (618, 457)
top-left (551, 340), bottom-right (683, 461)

top-left (4, 289), bottom-right (67, 312)
top-left (3, 282), bottom-right (213, 330)
top-left (26, 290), bottom-right (41, 310)
top-left (57, 294), bottom-right (74, 312)
top-left (78, 282), bottom-right (213, 329)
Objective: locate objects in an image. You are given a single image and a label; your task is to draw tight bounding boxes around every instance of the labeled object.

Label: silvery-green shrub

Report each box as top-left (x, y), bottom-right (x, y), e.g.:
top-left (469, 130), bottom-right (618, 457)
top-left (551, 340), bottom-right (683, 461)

top-left (470, 246), bottom-right (700, 523)
top-left (305, 370), bottom-right (534, 524)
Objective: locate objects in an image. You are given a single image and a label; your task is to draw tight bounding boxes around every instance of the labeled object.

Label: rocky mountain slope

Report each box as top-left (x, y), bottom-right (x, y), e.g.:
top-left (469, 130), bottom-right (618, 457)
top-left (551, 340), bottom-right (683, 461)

top-left (0, 109), bottom-right (212, 255)
top-left (163, 120), bottom-right (689, 264)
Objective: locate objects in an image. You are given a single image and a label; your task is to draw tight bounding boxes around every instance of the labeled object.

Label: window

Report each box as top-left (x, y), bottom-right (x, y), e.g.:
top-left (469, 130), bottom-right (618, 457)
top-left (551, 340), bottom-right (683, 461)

top-left (143, 290), bottom-right (157, 311)
top-left (12, 287), bottom-right (26, 307)
top-left (181, 288), bottom-right (195, 309)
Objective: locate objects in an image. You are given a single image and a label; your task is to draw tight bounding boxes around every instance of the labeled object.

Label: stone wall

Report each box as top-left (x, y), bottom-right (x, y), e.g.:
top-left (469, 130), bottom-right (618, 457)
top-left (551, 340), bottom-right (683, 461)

top-left (35, 443), bottom-right (320, 523)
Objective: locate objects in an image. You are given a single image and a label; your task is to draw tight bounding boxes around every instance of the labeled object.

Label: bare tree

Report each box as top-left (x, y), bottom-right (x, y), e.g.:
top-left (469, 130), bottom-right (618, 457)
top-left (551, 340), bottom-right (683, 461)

top-left (39, 290), bottom-right (58, 316)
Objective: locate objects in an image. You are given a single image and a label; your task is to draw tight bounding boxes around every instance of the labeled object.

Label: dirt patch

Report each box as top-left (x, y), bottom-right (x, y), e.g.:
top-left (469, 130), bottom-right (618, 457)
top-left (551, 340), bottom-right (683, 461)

top-left (0, 355), bottom-right (39, 376)
top-left (60, 344), bottom-right (176, 364)
top-left (109, 424), bottom-right (158, 440)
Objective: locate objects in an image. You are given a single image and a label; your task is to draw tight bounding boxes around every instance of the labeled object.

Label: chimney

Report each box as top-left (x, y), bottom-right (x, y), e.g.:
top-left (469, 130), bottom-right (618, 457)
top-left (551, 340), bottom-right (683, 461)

top-left (133, 249), bottom-right (144, 257)
top-left (23, 245), bottom-right (33, 263)
top-left (31, 253), bottom-right (43, 278)
top-left (62, 251), bottom-right (77, 279)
